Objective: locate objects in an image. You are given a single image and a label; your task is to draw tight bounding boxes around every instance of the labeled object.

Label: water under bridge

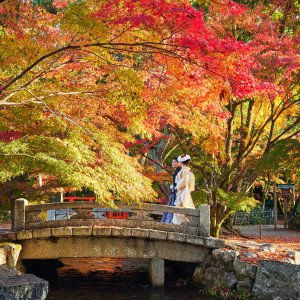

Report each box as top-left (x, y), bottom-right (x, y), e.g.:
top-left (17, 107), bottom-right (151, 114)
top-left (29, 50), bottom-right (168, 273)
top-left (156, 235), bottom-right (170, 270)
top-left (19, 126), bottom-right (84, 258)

top-left (1, 199), bottom-right (225, 286)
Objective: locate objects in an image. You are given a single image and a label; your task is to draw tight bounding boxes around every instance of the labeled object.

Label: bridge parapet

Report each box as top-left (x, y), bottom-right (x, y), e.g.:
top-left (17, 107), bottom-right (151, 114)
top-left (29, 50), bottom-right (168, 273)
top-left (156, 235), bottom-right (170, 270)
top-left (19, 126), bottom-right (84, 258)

top-left (14, 199), bottom-right (210, 237)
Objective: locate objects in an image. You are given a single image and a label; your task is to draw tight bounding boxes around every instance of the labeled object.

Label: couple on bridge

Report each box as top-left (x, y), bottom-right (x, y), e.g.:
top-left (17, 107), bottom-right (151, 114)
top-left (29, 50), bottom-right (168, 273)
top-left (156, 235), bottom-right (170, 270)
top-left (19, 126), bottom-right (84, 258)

top-left (161, 154), bottom-right (195, 225)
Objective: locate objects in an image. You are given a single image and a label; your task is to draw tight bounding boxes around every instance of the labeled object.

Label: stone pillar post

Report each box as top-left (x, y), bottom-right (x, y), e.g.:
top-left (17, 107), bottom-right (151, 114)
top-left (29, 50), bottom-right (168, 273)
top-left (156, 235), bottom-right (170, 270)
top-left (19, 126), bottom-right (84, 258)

top-left (14, 198), bottom-right (28, 232)
top-left (149, 258), bottom-right (164, 287)
top-left (51, 192), bottom-right (63, 203)
top-left (199, 204), bottom-right (210, 237)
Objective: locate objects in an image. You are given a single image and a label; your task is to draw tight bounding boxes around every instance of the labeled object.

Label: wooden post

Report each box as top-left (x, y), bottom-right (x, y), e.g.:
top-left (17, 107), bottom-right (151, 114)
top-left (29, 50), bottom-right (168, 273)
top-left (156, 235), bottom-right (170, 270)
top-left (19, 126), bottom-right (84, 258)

top-left (259, 224), bottom-right (262, 239)
top-left (293, 187), bottom-right (296, 207)
top-left (274, 180), bottom-right (277, 230)
top-left (284, 198), bottom-right (288, 228)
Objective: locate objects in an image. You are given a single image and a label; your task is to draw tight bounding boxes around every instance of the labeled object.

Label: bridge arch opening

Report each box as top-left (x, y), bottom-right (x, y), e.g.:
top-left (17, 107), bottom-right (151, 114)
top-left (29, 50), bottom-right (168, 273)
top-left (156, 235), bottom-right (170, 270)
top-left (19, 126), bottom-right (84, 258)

top-left (21, 258), bottom-right (200, 299)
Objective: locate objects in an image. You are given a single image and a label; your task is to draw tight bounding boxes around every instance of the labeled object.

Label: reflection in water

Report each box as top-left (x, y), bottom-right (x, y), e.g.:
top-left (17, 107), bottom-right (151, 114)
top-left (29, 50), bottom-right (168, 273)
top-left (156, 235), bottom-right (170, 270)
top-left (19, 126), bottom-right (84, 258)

top-left (28, 258), bottom-right (215, 300)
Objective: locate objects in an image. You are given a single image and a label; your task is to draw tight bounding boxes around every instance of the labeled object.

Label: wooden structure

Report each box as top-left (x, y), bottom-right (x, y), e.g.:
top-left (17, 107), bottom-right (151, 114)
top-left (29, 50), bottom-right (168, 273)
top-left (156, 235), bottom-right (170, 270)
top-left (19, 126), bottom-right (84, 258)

top-left (277, 184), bottom-right (295, 228)
top-left (63, 197), bottom-right (95, 202)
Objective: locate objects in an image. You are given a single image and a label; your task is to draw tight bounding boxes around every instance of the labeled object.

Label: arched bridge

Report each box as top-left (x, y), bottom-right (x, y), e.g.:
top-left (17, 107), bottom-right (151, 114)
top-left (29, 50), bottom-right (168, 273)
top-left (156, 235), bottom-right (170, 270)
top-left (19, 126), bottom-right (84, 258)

top-left (1, 199), bottom-right (225, 286)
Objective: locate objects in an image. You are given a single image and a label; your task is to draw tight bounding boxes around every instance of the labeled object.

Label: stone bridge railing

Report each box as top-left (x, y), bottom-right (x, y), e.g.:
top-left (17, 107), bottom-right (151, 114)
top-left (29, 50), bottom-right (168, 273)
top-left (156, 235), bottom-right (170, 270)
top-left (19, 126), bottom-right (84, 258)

top-left (14, 199), bottom-right (210, 237)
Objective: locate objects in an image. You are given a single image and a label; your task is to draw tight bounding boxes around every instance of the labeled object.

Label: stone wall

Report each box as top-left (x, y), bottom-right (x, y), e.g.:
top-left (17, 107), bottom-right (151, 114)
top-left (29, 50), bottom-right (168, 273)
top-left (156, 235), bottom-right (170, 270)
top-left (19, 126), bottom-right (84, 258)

top-left (192, 248), bottom-right (300, 300)
top-left (0, 243), bottom-right (21, 268)
top-left (0, 244), bottom-right (48, 300)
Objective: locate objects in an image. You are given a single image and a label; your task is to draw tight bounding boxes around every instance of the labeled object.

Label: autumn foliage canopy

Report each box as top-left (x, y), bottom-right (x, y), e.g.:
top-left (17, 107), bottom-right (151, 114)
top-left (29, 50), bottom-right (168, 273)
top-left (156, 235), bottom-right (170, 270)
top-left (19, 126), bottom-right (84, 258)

top-left (0, 0), bottom-right (299, 215)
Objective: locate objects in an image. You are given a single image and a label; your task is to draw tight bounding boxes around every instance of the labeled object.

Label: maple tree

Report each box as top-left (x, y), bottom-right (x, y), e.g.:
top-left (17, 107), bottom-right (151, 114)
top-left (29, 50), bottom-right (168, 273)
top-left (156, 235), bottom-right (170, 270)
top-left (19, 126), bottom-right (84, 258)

top-left (1, 0), bottom-right (298, 236)
top-left (0, 0), bottom-right (255, 206)
top-left (154, 0), bottom-right (300, 237)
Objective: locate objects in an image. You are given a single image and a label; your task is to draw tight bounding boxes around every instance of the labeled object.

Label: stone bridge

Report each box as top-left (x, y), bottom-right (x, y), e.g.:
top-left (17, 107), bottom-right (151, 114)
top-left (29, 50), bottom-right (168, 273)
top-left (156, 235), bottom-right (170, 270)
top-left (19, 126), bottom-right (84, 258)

top-left (1, 199), bottom-right (225, 286)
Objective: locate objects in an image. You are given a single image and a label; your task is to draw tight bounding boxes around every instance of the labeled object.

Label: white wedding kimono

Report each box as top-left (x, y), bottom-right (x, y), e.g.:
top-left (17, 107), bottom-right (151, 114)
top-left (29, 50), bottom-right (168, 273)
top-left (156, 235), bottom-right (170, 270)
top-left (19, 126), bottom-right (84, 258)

top-left (172, 166), bottom-right (195, 225)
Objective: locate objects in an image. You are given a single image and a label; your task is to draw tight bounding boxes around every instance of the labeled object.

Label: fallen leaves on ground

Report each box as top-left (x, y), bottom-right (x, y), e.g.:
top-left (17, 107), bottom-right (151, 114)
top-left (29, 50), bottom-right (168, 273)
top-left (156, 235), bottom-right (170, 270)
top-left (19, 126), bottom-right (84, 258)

top-left (221, 235), bottom-right (300, 265)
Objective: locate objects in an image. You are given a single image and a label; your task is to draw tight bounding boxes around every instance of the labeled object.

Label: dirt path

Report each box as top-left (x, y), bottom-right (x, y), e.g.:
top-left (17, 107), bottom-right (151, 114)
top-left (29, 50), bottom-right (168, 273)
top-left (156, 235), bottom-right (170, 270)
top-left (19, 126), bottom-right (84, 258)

top-left (227, 225), bottom-right (300, 251)
top-left (234, 224), bottom-right (300, 239)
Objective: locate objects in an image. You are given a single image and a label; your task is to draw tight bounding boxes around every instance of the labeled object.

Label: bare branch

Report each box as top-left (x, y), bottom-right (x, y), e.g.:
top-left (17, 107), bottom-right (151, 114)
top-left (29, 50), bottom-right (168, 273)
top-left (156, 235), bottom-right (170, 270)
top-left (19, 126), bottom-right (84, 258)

top-left (25, 89), bottom-right (60, 121)
top-left (0, 40), bottom-right (230, 94)
top-left (24, 89), bottom-right (96, 139)
top-left (268, 116), bottom-right (300, 149)
top-left (0, 91), bottom-right (102, 106)
top-left (0, 153), bottom-right (37, 159)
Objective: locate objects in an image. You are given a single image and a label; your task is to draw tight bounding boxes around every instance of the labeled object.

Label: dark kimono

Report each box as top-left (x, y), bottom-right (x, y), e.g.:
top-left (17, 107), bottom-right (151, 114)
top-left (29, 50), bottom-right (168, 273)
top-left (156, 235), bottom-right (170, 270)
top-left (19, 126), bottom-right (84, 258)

top-left (160, 167), bottom-right (181, 223)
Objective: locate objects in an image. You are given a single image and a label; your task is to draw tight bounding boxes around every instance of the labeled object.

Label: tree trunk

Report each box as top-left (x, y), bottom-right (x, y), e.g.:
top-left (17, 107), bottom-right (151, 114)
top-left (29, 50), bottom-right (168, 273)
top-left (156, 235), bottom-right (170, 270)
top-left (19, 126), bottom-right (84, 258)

top-left (158, 182), bottom-right (170, 200)
top-left (148, 130), bottom-right (170, 200)
top-left (8, 190), bottom-right (15, 232)
top-left (210, 218), bottom-right (222, 238)
top-left (210, 205), bottom-right (223, 238)
top-left (210, 203), bottom-right (231, 237)
top-left (224, 212), bottom-right (235, 229)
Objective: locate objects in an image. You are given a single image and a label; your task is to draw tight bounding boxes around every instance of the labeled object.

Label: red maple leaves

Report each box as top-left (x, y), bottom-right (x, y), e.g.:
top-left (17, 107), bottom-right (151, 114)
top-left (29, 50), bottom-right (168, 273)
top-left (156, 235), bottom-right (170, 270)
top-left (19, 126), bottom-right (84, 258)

top-left (0, 130), bottom-right (23, 142)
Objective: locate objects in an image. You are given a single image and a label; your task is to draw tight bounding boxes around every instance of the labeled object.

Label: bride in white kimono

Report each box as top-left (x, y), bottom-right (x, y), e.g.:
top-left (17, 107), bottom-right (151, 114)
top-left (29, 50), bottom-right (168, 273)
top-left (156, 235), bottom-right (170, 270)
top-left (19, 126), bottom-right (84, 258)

top-left (172, 154), bottom-right (195, 225)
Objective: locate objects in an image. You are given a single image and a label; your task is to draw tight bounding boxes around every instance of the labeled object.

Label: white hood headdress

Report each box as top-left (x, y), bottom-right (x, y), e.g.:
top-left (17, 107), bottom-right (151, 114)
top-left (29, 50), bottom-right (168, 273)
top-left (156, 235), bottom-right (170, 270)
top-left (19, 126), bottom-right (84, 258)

top-left (177, 154), bottom-right (191, 162)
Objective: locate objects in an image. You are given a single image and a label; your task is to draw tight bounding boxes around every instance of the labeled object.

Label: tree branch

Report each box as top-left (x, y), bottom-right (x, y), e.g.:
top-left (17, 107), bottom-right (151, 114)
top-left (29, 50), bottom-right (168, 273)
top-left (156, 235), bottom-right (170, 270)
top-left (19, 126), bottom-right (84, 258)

top-left (24, 89), bottom-right (96, 139)
top-left (139, 152), bottom-right (172, 175)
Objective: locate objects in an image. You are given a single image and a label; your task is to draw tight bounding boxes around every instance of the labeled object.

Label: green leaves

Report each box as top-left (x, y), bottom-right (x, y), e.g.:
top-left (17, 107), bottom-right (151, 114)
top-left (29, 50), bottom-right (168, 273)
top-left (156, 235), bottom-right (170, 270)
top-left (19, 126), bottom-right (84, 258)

top-left (257, 138), bottom-right (300, 173)
top-left (33, 0), bottom-right (58, 14)
top-left (217, 188), bottom-right (257, 212)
